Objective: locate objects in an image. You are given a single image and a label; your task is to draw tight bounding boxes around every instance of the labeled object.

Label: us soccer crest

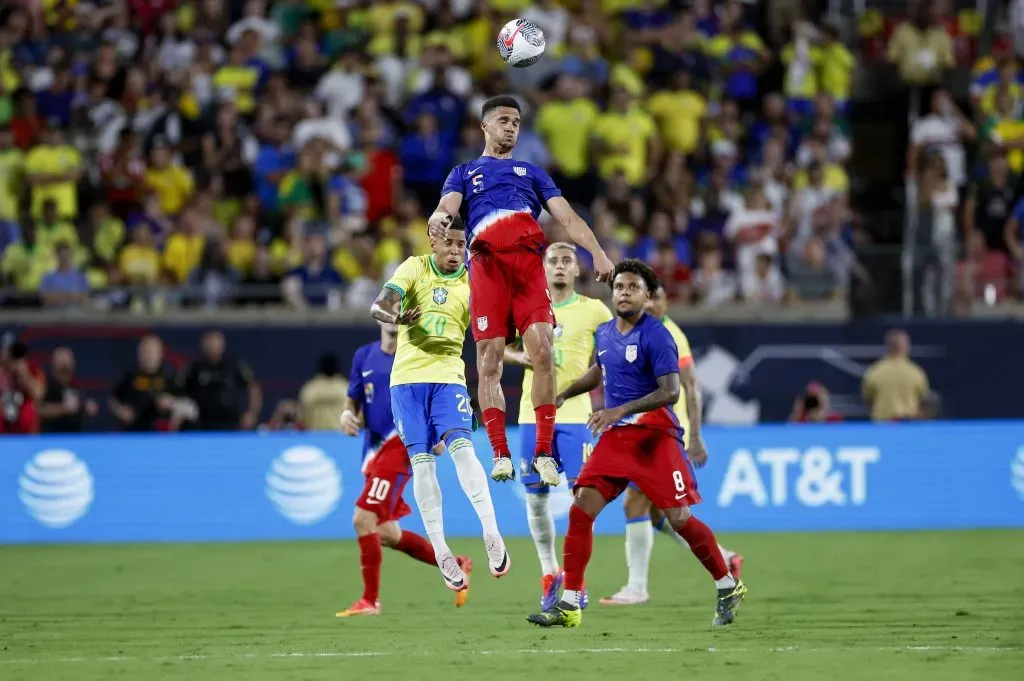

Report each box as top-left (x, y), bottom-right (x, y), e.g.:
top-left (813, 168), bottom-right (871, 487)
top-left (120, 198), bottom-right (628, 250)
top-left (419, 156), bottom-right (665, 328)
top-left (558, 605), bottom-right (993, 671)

top-left (553, 324), bottom-right (563, 338)
top-left (477, 316), bottom-right (488, 331)
top-left (433, 287), bottom-right (448, 305)
top-left (625, 344), bottom-right (638, 362)
top-left (364, 382), bottom-right (375, 404)
top-left (514, 166), bottom-right (527, 177)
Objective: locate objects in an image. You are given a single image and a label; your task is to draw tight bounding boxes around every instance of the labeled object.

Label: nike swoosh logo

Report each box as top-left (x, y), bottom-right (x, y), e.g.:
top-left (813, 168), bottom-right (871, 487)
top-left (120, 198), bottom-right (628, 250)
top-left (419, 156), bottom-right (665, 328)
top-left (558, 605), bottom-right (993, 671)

top-left (543, 415), bottom-right (554, 420)
top-left (364, 498), bottom-right (381, 505)
top-left (362, 370), bottom-right (373, 377)
top-left (503, 24), bottom-right (522, 49)
top-left (597, 350), bottom-right (607, 356)
top-left (674, 493), bottom-right (686, 500)
top-left (467, 167), bottom-right (482, 176)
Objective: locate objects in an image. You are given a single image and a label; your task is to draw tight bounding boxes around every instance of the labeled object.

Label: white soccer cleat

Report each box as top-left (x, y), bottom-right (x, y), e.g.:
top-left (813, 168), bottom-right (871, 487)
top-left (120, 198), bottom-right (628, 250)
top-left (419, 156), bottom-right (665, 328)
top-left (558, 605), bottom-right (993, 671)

top-left (598, 587), bottom-right (649, 606)
top-left (438, 553), bottom-right (469, 592)
top-left (484, 534), bottom-right (511, 577)
top-left (532, 455), bottom-right (561, 487)
top-left (490, 456), bottom-right (515, 482)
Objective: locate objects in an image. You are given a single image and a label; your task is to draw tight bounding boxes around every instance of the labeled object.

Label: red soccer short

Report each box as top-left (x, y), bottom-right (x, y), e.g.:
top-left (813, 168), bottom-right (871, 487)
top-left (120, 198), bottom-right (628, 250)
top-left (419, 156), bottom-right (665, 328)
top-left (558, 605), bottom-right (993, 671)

top-left (469, 222), bottom-right (555, 342)
top-left (574, 421), bottom-right (702, 510)
top-left (355, 436), bottom-right (413, 523)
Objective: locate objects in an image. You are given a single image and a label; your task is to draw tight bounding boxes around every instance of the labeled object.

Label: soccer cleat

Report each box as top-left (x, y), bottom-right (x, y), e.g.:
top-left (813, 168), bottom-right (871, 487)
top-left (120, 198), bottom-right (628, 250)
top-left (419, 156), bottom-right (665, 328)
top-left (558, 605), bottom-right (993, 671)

top-left (526, 600), bottom-right (582, 628)
top-left (580, 585), bottom-right (589, 610)
top-left (598, 586), bottom-right (650, 606)
top-left (491, 455), bottom-right (515, 482)
top-left (454, 555), bottom-right (473, 608)
top-left (540, 570), bottom-right (564, 610)
top-left (728, 552), bottom-right (744, 579)
top-left (335, 598), bottom-right (381, 617)
top-left (531, 454), bottom-right (561, 486)
top-left (438, 553), bottom-right (469, 592)
top-left (484, 534), bottom-right (511, 577)
top-left (712, 579), bottom-right (748, 627)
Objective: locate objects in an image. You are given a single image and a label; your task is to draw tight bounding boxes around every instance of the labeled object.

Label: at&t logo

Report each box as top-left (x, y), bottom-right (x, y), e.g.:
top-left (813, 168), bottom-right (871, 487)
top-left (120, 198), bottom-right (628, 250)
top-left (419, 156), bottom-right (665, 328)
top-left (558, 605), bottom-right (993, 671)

top-left (266, 446), bottom-right (342, 525)
top-left (19, 449), bottom-right (95, 528)
top-left (1011, 448), bottom-right (1024, 501)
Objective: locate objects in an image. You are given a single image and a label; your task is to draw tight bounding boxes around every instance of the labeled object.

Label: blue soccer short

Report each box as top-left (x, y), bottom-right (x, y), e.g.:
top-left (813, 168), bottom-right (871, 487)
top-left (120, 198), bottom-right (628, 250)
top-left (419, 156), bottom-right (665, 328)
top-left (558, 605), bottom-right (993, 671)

top-left (518, 423), bottom-right (593, 491)
top-left (390, 383), bottom-right (473, 454)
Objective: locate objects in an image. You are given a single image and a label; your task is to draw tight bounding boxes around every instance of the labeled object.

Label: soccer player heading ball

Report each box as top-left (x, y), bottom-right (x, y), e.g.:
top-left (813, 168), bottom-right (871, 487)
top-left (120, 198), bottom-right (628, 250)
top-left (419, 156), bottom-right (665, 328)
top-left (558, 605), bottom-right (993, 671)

top-left (526, 260), bottom-right (747, 629)
top-left (428, 96), bottom-right (615, 485)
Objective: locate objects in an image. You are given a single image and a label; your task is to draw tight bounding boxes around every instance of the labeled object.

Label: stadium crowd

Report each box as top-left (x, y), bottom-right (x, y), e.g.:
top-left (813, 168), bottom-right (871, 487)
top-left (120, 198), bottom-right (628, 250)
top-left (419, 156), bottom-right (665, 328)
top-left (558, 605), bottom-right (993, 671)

top-left (0, 0), bottom-right (872, 312)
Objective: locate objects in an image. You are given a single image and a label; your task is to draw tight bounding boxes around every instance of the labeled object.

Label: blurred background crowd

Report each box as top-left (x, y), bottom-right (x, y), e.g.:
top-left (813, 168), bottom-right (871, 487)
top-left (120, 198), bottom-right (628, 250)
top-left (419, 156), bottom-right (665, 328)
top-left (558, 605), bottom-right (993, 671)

top-left (0, 0), bottom-right (1016, 316)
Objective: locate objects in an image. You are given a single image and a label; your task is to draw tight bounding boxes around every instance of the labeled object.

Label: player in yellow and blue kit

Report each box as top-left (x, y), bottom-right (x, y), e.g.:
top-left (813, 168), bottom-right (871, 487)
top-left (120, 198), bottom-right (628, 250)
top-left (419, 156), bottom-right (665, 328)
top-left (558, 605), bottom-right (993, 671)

top-left (504, 243), bottom-right (612, 611)
top-left (370, 221), bottom-right (511, 594)
top-left (599, 283), bottom-right (743, 607)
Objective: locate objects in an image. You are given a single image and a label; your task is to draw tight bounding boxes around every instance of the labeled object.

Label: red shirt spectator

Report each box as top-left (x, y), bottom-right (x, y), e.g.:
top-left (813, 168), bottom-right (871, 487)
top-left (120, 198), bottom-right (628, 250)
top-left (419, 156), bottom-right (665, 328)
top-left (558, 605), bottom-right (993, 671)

top-left (789, 382), bottom-right (843, 423)
top-left (360, 146), bottom-right (400, 223)
top-left (130, 0), bottom-right (176, 36)
top-left (0, 341), bottom-right (44, 434)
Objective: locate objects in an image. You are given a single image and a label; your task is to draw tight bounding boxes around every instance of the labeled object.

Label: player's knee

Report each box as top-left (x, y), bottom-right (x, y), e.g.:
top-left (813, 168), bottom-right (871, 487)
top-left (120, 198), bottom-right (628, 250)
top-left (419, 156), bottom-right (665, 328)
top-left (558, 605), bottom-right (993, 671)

top-left (623, 487), bottom-right (651, 518)
top-left (665, 506), bottom-right (692, 530)
top-left (445, 434), bottom-right (474, 455)
top-left (528, 337), bottom-right (554, 371)
top-left (352, 508), bottom-right (378, 536)
top-left (377, 522), bottom-right (401, 547)
top-left (572, 487), bottom-right (605, 517)
top-left (477, 341), bottom-right (503, 378)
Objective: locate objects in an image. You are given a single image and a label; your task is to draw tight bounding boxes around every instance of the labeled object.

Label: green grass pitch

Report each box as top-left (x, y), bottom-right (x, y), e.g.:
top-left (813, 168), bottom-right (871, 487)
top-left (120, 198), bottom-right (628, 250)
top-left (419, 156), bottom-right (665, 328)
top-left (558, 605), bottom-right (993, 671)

top-left (2, 531), bottom-right (1022, 680)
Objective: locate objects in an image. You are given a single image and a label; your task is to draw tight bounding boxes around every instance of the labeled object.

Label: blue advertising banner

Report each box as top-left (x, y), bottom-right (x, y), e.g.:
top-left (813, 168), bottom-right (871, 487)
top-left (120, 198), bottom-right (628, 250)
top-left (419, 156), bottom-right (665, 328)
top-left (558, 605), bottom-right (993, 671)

top-left (2, 422), bottom-right (1022, 544)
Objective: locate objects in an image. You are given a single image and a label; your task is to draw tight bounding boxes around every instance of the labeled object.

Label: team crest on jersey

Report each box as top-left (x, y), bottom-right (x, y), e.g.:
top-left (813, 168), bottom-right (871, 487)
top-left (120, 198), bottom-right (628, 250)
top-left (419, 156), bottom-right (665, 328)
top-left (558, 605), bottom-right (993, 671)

top-left (363, 382), bottom-right (375, 404)
top-left (625, 344), bottom-right (638, 363)
top-left (553, 324), bottom-right (563, 338)
top-left (433, 287), bottom-right (448, 305)
top-left (477, 316), bottom-right (488, 331)
top-left (514, 166), bottom-right (527, 177)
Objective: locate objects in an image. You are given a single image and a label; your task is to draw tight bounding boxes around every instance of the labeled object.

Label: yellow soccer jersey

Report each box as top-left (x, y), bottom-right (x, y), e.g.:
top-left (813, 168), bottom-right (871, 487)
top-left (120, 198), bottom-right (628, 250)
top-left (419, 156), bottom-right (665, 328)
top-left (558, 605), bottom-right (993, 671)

top-left (520, 293), bottom-right (613, 424)
top-left (385, 255), bottom-right (470, 387)
top-left (662, 316), bottom-right (694, 449)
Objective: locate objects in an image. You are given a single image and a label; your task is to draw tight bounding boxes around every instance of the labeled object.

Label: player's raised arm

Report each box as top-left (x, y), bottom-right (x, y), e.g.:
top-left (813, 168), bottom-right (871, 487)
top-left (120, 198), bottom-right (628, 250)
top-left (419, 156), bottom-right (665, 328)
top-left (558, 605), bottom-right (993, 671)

top-left (588, 373), bottom-right (681, 434)
top-left (555, 363), bottom-right (602, 407)
top-left (370, 258), bottom-right (423, 326)
top-left (428, 191), bottom-right (464, 240)
top-left (545, 196), bottom-right (615, 282)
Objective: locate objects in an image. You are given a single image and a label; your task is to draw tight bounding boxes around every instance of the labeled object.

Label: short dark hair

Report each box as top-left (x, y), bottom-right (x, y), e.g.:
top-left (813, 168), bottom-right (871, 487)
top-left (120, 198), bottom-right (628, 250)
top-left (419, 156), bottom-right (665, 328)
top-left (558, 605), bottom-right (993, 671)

top-left (612, 258), bottom-right (659, 293)
top-left (482, 95), bottom-right (521, 118)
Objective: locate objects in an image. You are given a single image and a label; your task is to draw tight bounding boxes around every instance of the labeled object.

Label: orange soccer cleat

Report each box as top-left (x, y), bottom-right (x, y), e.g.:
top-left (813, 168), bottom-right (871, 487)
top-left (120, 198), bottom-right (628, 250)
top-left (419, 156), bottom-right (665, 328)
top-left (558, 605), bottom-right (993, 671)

top-left (335, 598), bottom-right (381, 618)
top-left (454, 555), bottom-right (473, 607)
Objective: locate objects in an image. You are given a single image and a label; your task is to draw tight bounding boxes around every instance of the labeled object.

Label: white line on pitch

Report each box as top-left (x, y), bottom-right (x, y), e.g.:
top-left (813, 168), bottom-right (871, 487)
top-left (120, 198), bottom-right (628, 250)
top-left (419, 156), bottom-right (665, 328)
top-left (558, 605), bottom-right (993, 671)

top-left (0, 645), bottom-right (1019, 665)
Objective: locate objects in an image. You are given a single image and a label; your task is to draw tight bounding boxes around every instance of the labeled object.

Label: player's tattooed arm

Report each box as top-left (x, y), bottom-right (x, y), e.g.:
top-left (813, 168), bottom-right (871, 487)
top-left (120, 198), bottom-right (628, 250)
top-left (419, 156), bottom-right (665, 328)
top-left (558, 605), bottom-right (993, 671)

top-left (370, 287), bottom-right (422, 325)
top-left (556, 364), bottom-right (602, 406)
top-left (545, 196), bottom-right (615, 281)
top-left (680, 364), bottom-right (709, 467)
top-left (428, 192), bottom-right (463, 240)
top-left (588, 373), bottom-right (681, 435)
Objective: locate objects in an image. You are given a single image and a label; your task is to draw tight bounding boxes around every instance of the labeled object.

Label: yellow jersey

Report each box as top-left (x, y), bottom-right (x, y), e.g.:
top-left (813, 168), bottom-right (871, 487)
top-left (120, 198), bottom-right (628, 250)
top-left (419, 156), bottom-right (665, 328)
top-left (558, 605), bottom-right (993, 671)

top-left (520, 293), bottom-right (612, 425)
top-left (386, 255), bottom-right (470, 387)
top-left (661, 316), bottom-right (694, 449)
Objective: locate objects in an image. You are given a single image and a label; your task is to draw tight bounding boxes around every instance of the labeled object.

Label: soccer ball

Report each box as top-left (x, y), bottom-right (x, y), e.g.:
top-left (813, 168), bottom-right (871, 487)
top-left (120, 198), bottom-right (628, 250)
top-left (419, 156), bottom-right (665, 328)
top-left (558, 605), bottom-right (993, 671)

top-left (497, 19), bottom-right (546, 68)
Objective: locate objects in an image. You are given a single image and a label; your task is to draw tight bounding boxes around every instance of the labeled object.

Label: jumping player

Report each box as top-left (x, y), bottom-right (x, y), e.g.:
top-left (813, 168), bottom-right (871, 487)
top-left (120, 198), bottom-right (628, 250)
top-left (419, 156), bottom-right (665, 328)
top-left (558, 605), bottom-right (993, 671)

top-left (600, 284), bottom-right (743, 606)
top-left (527, 261), bottom-right (747, 629)
top-left (427, 95), bottom-right (615, 486)
top-left (370, 221), bottom-right (510, 593)
top-left (504, 242), bottom-right (611, 610)
top-left (336, 321), bottom-right (472, 617)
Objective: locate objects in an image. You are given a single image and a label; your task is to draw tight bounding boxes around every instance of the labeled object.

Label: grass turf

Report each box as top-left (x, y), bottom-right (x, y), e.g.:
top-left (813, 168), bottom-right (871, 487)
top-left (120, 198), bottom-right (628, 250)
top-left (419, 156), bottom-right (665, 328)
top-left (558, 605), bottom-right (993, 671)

top-left (1, 531), bottom-right (1022, 680)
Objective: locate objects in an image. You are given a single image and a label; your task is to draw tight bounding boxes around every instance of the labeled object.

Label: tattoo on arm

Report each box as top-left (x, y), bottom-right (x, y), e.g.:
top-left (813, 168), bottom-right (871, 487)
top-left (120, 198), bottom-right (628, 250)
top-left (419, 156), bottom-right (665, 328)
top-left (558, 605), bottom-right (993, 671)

top-left (559, 364), bottom-right (602, 401)
top-left (370, 287), bottom-right (402, 324)
top-left (615, 373), bottom-right (680, 418)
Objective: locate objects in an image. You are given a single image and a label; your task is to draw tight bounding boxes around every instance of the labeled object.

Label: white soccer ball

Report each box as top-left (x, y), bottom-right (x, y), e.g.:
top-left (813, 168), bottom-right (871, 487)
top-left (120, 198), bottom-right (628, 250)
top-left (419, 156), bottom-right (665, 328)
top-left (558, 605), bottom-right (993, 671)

top-left (497, 18), bottom-right (546, 68)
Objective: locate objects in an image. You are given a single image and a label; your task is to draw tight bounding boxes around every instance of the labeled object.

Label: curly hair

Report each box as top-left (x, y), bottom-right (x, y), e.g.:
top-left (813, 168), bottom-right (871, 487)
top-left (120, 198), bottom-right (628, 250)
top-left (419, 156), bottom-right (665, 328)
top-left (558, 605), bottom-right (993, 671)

top-left (611, 258), bottom-right (660, 293)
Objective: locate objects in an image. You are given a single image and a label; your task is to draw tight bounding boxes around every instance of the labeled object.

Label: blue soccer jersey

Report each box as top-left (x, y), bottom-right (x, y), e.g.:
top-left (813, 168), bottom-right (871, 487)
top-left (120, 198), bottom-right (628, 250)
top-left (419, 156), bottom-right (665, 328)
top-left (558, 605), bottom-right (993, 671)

top-left (347, 342), bottom-right (398, 457)
top-left (440, 156), bottom-right (561, 252)
top-left (595, 313), bottom-right (683, 434)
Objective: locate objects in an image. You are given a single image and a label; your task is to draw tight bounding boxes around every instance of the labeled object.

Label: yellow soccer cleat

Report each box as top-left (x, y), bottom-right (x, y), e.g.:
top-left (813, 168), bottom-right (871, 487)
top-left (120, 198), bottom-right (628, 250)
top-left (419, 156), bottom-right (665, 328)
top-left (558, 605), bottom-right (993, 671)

top-left (455, 555), bottom-right (473, 608)
top-left (526, 600), bottom-right (582, 628)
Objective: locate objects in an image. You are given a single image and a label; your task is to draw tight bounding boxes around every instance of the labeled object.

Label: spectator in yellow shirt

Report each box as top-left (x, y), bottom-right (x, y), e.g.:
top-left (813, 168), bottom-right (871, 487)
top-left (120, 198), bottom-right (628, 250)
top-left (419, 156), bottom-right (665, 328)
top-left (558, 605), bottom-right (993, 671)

top-left (119, 224), bottom-right (162, 288)
top-left (36, 199), bottom-right (79, 251)
top-left (226, 214), bottom-right (257, 275)
top-left (0, 127), bottom-right (23, 223)
top-left (24, 127), bottom-right (82, 220)
top-left (591, 86), bottom-right (660, 188)
top-left (986, 90), bottom-right (1024, 174)
top-left (298, 354), bottom-right (350, 431)
top-left (87, 203), bottom-right (126, 269)
top-left (780, 22), bottom-right (821, 118)
top-left (862, 329), bottom-right (930, 421)
top-left (0, 217), bottom-right (56, 293)
top-left (818, 23), bottom-right (855, 115)
top-left (886, 6), bottom-right (954, 87)
top-left (645, 70), bottom-right (706, 156)
top-left (213, 43), bottom-right (260, 115)
top-left (163, 205), bottom-right (206, 284)
top-left (145, 140), bottom-right (195, 217)
top-left (535, 74), bottom-right (599, 204)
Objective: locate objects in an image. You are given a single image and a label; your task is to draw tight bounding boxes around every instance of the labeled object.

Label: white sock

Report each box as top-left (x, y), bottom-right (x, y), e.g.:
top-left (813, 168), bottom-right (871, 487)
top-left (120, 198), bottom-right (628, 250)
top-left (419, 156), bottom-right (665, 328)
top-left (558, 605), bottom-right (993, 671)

top-left (715, 574), bottom-right (737, 589)
top-left (526, 492), bottom-right (559, 575)
top-left (654, 518), bottom-right (737, 567)
top-left (625, 517), bottom-right (653, 595)
top-left (562, 589), bottom-right (581, 608)
top-left (448, 437), bottom-right (500, 536)
top-left (411, 453), bottom-right (451, 560)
